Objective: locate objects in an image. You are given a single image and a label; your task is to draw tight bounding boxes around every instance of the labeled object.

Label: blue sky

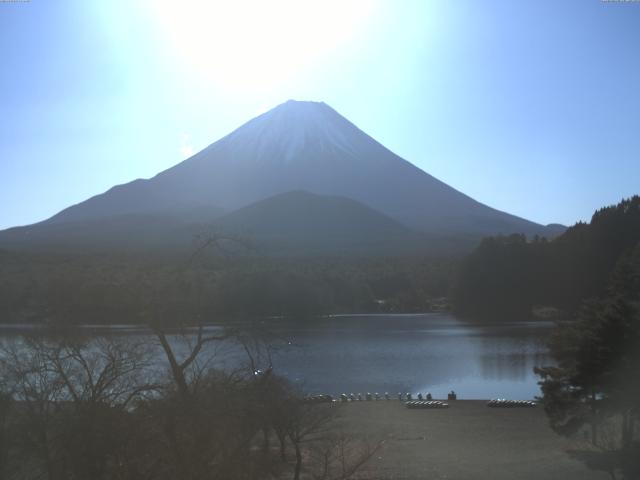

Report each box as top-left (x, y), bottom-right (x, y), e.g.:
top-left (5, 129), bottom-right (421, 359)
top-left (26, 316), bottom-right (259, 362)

top-left (1, 0), bottom-right (639, 229)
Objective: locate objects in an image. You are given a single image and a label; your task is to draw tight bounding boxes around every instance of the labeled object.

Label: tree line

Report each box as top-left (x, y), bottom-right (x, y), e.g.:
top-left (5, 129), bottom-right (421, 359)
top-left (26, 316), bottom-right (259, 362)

top-left (453, 196), bottom-right (640, 319)
top-left (0, 252), bottom-right (458, 325)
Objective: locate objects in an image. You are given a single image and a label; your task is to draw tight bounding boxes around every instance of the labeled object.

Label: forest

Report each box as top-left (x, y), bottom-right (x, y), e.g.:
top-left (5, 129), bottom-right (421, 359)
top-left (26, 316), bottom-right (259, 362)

top-left (453, 196), bottom-right (640, 319)
top-left (0, 251), bottom-right (458, 325)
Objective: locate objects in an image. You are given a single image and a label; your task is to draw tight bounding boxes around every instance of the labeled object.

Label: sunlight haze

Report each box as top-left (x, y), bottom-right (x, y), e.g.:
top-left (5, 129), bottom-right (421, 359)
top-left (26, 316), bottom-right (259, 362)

top-left (1, 0), bottom-right (638, 229)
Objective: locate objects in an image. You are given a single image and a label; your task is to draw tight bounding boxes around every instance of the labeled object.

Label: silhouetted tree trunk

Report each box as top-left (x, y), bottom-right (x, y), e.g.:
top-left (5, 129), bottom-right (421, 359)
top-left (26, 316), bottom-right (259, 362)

top-left (277, 431), bottom-right (287, 462)
top-left (153, 325), bottom-right (230, 398)
top-left (293, 442), bottom-right (303, 480)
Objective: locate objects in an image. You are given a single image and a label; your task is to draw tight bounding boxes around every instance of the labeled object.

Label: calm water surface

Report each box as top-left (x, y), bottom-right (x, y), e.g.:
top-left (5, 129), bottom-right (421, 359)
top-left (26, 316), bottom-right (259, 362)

top-left (252, 313), bottom-right (552, 400)
top-left (1, 313), bottom-right (553, 400)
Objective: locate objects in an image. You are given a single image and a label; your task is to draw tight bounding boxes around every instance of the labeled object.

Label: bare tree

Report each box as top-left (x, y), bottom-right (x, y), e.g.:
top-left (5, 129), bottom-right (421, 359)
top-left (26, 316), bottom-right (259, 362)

top-left (309, 433), bottom-right (383, 480)
top-left (0, 334), bottom-right (157, 480)
top-left (285, 402), bottom-right (337, 480)
top-left (153, 324), bottom-right (232, 398)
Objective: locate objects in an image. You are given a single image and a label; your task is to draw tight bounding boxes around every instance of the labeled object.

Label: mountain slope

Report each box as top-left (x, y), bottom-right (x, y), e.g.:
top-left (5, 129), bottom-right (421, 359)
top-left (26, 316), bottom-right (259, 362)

top-left (43, 100), bottom-right (558, 238)
top-left (0, 100), bottom-right (563, 254)
top-left (0, 213), bottom-right (200, 253)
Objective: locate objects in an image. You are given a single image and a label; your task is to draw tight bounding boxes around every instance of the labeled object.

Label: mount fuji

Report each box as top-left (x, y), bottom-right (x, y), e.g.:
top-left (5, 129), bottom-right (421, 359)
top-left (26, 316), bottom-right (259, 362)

top-left (0, 100), bottom-right (562, 254)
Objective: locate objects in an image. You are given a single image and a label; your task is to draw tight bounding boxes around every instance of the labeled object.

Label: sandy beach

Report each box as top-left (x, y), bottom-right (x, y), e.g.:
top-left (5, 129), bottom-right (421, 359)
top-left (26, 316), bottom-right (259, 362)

top-left (336, 400), bottom-right (609, 480)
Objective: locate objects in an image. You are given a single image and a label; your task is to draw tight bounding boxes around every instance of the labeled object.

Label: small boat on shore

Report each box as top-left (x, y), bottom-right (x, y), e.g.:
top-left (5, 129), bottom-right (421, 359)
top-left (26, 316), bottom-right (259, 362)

top-left (487, 399), bottom-right (536, 408)
top-left (405, 401), bottom-right (449, 409)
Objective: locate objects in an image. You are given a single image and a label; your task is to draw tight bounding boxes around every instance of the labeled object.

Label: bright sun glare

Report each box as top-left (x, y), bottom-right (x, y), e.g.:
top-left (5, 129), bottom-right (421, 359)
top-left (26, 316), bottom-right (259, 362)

top-left (149, 0), bottom-right (377, 92)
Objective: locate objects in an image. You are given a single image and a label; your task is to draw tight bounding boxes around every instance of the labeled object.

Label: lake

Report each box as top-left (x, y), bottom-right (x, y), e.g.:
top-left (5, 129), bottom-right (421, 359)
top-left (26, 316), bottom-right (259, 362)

top-left (0, 313), bottom-right (554, 400)
top-left (264, 313), bottom-right (553, 400)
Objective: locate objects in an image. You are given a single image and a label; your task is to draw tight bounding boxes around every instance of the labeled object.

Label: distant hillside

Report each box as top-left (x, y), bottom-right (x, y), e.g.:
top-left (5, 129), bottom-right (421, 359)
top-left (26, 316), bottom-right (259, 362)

top-left (213, 190), bottom-right (427, 255)
top-left (0, 210), bottom-right (222, 254)
top-left (453, 196), bottom-right (640, 318)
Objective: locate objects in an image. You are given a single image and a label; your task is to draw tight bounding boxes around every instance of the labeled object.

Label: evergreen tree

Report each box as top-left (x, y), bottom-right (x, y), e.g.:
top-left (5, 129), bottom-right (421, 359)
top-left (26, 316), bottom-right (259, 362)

top-left (535, 244), bottom-right (640, 477)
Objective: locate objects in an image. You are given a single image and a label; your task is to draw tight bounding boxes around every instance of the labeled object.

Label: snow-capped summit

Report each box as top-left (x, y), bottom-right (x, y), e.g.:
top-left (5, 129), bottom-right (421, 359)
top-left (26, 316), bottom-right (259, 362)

top-left (217, 100), bottom-right (359, 163)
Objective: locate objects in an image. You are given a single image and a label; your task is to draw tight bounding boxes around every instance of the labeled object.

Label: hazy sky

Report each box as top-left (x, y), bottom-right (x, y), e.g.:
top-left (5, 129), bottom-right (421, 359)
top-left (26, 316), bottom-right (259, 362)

top-left (1, 0), bottom-right (639, 229)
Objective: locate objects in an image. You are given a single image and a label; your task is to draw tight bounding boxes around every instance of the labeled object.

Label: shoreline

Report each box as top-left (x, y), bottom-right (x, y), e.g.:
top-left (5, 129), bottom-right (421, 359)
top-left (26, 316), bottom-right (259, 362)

top-left (0, 311), bottom-right (556, 331)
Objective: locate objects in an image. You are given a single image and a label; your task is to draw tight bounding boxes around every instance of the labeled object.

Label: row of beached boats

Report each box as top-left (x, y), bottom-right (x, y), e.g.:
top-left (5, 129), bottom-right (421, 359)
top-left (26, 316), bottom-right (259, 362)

top-left (487, 399), bottom-right (537, 408)
top-left (405, 400), bottom-right (449, 409)
top-left (303, 393), bottom-right (538, 408)
top-left (315, 391), bottom-right (453, 402)
top-left (338, 392), bottom-right (435, 402)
